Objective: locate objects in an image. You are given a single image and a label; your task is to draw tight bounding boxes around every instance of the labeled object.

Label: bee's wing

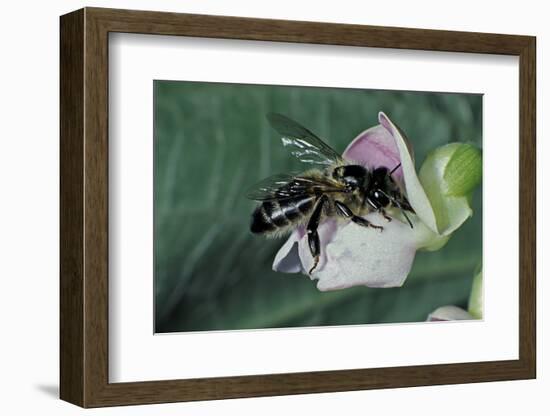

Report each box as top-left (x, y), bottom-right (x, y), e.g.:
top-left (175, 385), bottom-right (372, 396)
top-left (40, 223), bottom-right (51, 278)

top-left (246, 173), bottom-right (343, 201)
top-left (267, 113), bottom-right (345, 166)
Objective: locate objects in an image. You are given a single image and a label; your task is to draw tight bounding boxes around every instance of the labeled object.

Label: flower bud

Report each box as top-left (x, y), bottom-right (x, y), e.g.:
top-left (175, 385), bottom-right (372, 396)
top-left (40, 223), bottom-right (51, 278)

top-left (419, 143), bottom-right (482, 236)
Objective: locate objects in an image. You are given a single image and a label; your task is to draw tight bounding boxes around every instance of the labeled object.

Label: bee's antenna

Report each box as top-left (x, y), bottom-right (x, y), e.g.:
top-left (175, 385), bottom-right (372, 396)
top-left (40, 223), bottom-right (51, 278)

top-left (378, 189), bottom-right (414, 229)
top-left (389, 163), bottom-right (402, 176)
top-left (401, 209), bottom-right (414, 229)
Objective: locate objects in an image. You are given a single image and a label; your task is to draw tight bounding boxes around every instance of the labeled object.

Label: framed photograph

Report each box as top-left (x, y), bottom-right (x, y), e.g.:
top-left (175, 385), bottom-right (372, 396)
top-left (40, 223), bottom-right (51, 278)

top-left (60, 7), bottom-right (536, 408)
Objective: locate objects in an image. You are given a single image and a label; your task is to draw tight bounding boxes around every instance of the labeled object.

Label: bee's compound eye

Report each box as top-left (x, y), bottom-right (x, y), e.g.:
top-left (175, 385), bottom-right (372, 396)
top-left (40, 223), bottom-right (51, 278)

top-left (371, 189), bottom-right (389, 207)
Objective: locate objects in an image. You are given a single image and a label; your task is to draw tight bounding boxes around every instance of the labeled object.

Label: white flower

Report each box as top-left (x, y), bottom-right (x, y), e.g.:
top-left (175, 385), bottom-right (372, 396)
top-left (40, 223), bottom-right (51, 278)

top-left (273, 112), bottom-right (481, 292)
top-left (427, 306), bottom-right (474, 321)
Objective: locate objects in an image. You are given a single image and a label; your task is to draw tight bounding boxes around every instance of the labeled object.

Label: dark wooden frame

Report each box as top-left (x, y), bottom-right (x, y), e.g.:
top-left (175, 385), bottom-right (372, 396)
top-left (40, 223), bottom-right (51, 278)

top-left (60, 7), bottom-right (536, 408)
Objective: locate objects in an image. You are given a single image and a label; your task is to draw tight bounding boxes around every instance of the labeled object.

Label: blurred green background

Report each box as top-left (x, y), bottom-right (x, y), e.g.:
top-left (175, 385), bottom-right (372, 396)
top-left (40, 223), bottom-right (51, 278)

top-left (154, 80), bottom-right (482, 333)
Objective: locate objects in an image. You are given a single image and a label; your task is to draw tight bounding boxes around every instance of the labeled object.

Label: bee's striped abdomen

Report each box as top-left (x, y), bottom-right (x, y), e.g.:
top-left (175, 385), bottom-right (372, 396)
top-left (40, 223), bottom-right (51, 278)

top-left (250, 196), bottom-right (315, 234)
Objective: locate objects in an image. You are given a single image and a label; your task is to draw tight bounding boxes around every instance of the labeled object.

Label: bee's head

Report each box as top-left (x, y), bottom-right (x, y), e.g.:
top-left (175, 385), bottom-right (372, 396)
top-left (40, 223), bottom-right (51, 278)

top-left (332, 165), bottom-right (367, 191)
top-left (367, 189), bottom-right (390, 209)
top-left (365, 165), bottom-right (415, 228)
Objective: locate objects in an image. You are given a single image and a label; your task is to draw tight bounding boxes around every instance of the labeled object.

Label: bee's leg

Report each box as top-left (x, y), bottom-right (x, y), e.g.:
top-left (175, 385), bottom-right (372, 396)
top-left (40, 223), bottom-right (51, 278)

top-left (378, 208), bottom-right (392, 222)
top-left (306, 194), bottom-right (328, 275)
top-left (335, 201), bottom-right (383, 231)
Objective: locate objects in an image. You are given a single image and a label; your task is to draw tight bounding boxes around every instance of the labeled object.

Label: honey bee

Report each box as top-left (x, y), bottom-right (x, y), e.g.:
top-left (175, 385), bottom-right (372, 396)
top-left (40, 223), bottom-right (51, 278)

top-left (247, 113), bottom-right (414, 274)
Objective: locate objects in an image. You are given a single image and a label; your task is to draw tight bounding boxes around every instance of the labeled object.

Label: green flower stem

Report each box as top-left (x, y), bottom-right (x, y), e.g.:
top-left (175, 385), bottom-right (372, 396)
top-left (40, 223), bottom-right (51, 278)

top-left (468, 269), bottom-right (483, 319)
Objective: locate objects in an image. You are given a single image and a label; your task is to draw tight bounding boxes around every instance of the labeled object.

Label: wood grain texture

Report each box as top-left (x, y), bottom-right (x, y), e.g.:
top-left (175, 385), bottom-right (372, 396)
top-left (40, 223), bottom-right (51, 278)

top-left (518, 38), bottom-right (536, 376)
top-left (83, 10), bottom-right (110, 406)
top-left (88, 7), bottom-right (532, 54)
top-left (59, 8), bottom-right (84, 406)
top-left (59, 7), bottom-right (537, 408)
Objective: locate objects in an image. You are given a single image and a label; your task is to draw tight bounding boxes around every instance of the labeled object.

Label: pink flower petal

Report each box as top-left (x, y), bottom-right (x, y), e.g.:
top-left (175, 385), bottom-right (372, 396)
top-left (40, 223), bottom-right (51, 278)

top-left (378, 112), bottom-right (438, 233)
top-left (343, 125), bottom-right (404, 182)
top-left (272, 227), bottom-right (305, 273)
top-left (296, 219), bottom-right (339, 275)
top-left (310, 213), bottom-right (418, 291)
top-left (427, 305), bottom-right (474, 321)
